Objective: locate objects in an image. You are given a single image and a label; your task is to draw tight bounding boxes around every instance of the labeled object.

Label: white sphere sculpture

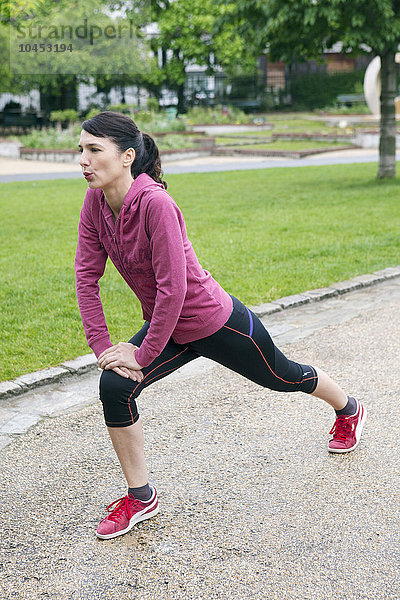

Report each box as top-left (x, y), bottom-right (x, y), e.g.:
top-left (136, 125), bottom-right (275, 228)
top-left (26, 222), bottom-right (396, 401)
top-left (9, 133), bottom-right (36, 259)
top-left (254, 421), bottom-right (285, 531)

top-left (364, 56), bottom-right (381, 114)
top-left (363, 54), bottom-right (400, 115)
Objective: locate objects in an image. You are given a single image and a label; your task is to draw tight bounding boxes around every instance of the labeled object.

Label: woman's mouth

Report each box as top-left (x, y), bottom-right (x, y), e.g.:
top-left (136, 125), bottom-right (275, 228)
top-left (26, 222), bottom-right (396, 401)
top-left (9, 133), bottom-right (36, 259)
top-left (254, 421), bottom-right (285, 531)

top-left (83, 172), bottom-right (94, 181)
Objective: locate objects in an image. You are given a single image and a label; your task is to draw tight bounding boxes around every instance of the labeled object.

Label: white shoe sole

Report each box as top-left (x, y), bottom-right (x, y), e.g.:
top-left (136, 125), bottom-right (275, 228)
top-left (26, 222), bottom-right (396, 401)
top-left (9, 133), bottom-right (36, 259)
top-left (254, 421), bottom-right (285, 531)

top-left (96, 499), bottom-right (159, 540)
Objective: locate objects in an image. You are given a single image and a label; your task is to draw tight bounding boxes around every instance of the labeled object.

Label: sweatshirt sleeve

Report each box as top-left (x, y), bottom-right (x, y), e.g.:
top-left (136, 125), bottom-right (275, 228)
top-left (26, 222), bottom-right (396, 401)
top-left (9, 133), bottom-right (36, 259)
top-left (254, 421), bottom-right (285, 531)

top-left (134, 195), bottom-right (187, 367)
top-left (75, 194), bottom-right (113, 358)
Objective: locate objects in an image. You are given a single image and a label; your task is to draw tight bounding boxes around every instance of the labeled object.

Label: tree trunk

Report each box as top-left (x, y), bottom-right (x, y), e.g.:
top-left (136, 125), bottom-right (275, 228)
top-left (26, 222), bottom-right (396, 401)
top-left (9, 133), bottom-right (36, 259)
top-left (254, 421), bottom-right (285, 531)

top-left (177, 82), bottom-right (185, 114)
top-left (378, 51), bottom-right (396, 178)
top-left (39, 75), bottom-right (78, 114)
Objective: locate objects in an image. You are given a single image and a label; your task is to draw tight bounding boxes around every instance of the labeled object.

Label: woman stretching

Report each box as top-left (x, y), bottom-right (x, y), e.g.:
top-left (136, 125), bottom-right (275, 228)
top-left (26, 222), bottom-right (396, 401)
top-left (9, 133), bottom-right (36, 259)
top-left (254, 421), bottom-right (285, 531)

top-left (75, 111), bottom-right (366, 540)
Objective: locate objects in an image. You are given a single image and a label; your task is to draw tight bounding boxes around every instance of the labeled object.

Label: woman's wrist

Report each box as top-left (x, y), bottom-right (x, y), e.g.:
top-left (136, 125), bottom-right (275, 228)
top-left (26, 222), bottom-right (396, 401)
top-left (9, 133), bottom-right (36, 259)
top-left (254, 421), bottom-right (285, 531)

top-left (131, 345), bottom-right (143, 370)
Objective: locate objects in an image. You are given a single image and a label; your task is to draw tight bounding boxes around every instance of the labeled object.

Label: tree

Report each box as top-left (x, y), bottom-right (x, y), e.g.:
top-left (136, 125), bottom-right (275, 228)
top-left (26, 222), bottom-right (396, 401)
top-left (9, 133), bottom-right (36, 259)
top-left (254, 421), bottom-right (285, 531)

top-left (228, 0), bottom-right (400, 178)
top-left (148, 0), bottom-right (257, 112)
top-left (1, 0), bottom-right (154, 112)
top-left (0, 0), bottom-right (45, 91)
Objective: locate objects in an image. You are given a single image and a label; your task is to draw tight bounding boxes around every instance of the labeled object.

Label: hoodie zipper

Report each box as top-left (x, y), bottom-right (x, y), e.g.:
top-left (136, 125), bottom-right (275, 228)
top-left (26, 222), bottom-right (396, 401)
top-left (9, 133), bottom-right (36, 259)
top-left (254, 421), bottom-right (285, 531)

top-left (112, 224), bottom-right (153, 317)
top-left (101, 199), bottom-right (137, 292)
top-left (113, 219), bottom-right (137, 291)
top-left (101, 187), bottom-right (153, 316)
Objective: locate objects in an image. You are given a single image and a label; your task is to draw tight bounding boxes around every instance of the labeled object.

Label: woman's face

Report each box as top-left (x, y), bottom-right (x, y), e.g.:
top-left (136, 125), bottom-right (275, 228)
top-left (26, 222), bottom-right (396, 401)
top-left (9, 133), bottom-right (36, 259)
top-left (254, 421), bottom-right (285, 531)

top-left (78, 130), bottom-right (132, 190)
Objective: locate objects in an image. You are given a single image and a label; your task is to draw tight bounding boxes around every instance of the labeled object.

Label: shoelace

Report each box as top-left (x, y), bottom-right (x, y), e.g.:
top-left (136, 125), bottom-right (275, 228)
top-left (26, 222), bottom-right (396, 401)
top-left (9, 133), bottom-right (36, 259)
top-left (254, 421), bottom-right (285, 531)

top-left (105, 495), bottom-right (140, 523)
top-left (329, 417), bottom-right (352, 443)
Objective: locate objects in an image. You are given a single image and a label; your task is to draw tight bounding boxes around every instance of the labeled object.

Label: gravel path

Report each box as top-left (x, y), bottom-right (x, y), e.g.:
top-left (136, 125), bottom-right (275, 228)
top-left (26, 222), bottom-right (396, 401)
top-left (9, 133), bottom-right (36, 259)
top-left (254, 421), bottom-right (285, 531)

top-left (1, 294), bottom-right (399, 599)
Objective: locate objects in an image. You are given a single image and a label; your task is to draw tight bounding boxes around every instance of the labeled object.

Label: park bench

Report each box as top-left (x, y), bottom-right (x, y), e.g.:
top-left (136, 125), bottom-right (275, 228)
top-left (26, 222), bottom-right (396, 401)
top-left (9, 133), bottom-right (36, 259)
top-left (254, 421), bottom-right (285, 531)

top-left (336, 94), bottom-right (366, 107)
top-left (228, 99), bottom-right (262, 112)
top-left (0, 111), bottom-right (45, 133)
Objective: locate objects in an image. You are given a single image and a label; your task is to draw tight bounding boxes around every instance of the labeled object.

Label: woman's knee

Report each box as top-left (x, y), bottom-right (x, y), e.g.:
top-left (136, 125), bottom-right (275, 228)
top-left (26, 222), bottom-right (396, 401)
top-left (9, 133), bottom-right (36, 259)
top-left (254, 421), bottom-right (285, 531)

top-left (99, 369), bottom-right (140, 426)
top-left (99, 369), bottom-right (124, 402)
top-left (266, 361), bottom-right (318, 394)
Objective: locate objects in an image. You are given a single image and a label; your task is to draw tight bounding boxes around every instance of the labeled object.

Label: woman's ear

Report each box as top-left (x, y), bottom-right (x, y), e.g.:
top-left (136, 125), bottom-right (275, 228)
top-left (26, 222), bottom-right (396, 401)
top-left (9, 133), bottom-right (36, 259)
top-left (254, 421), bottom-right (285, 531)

top-left (124, 147), bottom-right (135, 167)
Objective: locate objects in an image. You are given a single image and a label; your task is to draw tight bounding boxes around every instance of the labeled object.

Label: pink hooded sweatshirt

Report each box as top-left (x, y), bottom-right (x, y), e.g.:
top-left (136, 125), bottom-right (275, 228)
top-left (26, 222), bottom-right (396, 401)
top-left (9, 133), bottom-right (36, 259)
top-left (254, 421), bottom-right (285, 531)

top-left (75, 173), bottom-right (233, 367)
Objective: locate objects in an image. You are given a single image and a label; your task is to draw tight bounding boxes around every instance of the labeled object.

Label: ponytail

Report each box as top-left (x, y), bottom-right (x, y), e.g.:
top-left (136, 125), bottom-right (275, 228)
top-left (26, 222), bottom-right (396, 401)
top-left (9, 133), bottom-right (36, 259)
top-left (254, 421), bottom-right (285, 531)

top-left (131, 132), bottom-right (167, 189)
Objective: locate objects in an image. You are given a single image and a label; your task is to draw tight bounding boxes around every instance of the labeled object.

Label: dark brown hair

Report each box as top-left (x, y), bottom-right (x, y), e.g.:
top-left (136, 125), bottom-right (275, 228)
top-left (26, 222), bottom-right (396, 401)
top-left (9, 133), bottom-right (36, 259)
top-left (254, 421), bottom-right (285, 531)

top-left (82, 111), bottom-right (167, 188)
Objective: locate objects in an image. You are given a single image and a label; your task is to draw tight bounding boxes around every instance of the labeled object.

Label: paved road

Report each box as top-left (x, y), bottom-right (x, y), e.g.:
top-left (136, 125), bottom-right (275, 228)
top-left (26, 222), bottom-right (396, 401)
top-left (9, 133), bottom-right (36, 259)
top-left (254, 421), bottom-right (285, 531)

top-left (1, 278), bottom-right (399, 599)
top-left (0, 148), bottom-right (389, 182)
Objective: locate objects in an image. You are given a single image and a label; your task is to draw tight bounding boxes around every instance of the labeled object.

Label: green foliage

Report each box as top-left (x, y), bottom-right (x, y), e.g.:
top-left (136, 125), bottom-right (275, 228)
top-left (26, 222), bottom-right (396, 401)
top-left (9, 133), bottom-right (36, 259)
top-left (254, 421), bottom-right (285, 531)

top-left (134, 111), bottom-right (187, 133)
top-left (289, 71), bottom-right (365, 110)
top-left (227, 71), bottom-right (264, 99)
top-left (15, 111), bottom-right (187, 150)
top-left (16, 126), bottom-right (195, 151)
top-left (105, 104), bottom-right (136, 114)
top-left (185, 105), bottom-right (253, 124)
top-left (17, 125), bottom-right (81, 149)
top-left (84, 106), bottom-right (186, 132)
top-left (155, 134), bottom-right (196, 150)
top-left (323, 104), bottom-right (371, 115)
top-left (1, 164), bottom-right (400, 380)
top-left (147, 0), bottom-right (257, 101)
top-left (50, 109), bottom-right (79, 123)
top-left (84, 108), bottom-right (102, 120)
top-left (0, 23), bottom-right (11, 87)
top-left (232, 0), bottom-right (400, 62)
top-left (229, 0), bottom-right (400, 176)
top-left (147, 98), bottom-right (160, 113)
top-left (4, 0), bottom-right (154, 103)
top-left (0, 0), bottom-right (45, 21)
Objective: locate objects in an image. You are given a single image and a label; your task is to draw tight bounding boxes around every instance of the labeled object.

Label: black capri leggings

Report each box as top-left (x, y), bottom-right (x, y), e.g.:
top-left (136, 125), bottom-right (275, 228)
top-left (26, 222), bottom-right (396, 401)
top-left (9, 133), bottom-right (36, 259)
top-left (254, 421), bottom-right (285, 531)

top-left (100, 296), bottom-right (318, 427)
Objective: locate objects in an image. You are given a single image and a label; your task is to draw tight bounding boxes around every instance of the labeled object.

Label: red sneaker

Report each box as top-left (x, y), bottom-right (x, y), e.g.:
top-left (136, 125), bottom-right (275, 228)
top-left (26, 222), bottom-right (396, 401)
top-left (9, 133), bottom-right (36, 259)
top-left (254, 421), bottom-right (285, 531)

top-left (328, 399), bottom-right (367, 453)
top-left (96, 487), bottom-right (159, 539)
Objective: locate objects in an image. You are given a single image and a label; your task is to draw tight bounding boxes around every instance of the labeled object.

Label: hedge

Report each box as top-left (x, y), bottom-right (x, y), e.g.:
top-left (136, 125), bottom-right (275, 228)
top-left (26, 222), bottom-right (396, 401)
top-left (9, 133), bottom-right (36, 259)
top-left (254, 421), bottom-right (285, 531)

top-left (289, 70), bottom-right (365, 110)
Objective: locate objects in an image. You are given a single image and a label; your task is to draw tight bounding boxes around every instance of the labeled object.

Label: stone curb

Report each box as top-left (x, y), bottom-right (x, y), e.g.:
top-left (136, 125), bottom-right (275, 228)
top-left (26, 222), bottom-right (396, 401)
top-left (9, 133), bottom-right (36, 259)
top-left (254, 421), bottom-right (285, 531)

top-left (1, 266), bottom-right (399, 401)
top-left (248, 266), bottom-right (400, 316)
top-left (0, 354), bottom-right (98, 400)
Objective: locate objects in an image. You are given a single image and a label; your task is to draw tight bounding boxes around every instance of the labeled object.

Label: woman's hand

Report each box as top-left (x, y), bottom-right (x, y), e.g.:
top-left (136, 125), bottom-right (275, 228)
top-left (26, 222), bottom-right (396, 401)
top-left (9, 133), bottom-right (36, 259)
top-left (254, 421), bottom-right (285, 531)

top-left (115, 365), bottom-right (144, 382)
top-left (98, 343), bottom-right (144, 382)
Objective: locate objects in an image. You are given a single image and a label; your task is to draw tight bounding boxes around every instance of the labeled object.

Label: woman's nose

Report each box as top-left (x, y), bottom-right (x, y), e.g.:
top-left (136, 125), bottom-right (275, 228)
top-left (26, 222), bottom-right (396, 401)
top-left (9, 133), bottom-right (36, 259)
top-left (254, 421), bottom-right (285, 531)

top-left (80, 152), bottom-right (89, 167)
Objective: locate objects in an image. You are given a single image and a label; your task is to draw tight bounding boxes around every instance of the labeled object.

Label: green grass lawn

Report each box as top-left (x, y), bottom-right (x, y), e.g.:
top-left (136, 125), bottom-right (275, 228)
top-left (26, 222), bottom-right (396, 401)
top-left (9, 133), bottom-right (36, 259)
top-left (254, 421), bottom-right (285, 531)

top-left (236, 116), bottom-right (354, 136)
top-left (1, 163), bottom-right (400, 381)
top-left (262, 116), bottom-right (340, 134)
top-left (215, 137), bottom-right (272, 145)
